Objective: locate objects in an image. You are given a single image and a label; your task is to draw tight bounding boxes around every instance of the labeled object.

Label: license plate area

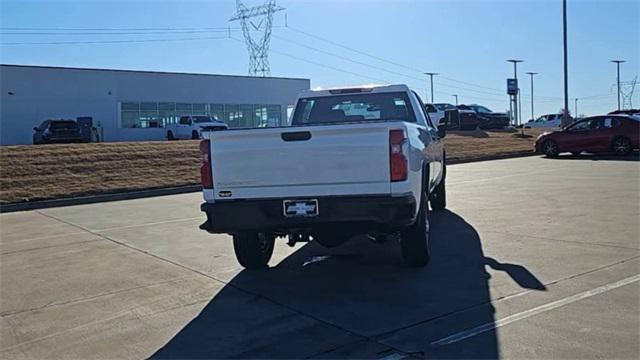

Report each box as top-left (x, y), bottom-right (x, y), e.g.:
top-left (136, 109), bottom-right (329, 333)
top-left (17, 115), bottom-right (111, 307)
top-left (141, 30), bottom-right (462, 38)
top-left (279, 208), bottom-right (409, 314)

top-left (283, 199), bottom-right (319, 218)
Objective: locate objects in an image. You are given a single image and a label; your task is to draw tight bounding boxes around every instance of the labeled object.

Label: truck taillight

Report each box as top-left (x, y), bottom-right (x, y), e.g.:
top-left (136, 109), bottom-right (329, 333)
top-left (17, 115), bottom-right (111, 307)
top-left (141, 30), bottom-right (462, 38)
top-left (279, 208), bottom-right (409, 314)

top-left (389, 129), bottom-right (407, 182)
top-left (199, 139), bottom-right (213, 188)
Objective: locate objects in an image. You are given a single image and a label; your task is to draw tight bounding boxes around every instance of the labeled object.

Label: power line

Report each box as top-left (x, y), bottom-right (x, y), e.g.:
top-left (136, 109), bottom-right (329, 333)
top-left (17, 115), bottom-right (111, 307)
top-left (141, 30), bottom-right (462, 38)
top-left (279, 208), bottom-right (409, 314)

top-left (231, 37), bottom-right (390, 83)
top-left (272, 34), bottom-right (424, 82)
top-left (286, 25), bottom-right (563, 101)
top-left (1, 35), bottom-right (230, 46)
top-left (273, 33), bottom-right (525, 100)
top-left (0, 30), bottom-right (241, 35)
top-left (0, 26), bottom-right (237, 31)
top-left (287, 25), bottom-right (424, 74)
top-left (0, 23), bottom-right (614, 105)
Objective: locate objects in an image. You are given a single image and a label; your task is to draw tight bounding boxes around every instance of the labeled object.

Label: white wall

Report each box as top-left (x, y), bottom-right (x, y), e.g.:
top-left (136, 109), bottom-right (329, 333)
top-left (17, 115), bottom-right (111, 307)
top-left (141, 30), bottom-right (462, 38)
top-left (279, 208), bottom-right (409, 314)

top-left (0, 65), bottom-right (310, 145)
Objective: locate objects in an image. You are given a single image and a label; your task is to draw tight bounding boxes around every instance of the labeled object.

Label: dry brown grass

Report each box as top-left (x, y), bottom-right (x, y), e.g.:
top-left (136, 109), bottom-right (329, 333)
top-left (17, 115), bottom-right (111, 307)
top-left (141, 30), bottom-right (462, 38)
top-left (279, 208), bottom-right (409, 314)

top-left (0, 141), bottom-right (201, 203)
top-left (445, 128), bottom-right (545, 162)
top-left (0, 128), bottom-right (545, 203)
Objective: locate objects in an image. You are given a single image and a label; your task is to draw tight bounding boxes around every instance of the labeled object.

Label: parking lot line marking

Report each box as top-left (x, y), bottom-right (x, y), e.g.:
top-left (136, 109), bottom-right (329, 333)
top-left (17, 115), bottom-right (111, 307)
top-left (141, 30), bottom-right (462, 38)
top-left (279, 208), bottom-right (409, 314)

top-left (93, 216), bottom-right (202, 232)
top-left (431, 273), bottom-right (640, 346)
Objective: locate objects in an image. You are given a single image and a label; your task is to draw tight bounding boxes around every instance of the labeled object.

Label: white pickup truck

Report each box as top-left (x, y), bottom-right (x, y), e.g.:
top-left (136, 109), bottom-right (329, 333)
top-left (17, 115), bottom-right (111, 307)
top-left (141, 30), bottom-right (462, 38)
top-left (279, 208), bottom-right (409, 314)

top-left (166, 115), bottom-right (228, 140)
top-left (199, 85), bottom-right (447, 268)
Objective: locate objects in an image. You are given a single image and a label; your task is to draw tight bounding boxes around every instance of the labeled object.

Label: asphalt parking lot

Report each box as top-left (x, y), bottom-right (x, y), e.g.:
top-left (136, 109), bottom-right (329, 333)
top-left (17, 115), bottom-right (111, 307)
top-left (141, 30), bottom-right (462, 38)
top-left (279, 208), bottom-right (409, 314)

top-left (1, 155), bottom-right (639, 359)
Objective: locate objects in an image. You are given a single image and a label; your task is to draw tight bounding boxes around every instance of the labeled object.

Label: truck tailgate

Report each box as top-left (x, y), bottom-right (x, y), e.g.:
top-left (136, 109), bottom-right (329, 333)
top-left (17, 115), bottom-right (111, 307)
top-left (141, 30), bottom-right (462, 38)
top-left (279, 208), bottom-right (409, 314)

top-left (208, 123), bottom-right (393, 200)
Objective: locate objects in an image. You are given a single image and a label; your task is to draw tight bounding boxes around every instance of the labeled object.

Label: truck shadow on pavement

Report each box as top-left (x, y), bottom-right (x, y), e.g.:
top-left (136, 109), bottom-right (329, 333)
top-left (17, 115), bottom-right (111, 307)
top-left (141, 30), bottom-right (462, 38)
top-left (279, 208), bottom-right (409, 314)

top-left (152, 210), bottom-right (545, 359)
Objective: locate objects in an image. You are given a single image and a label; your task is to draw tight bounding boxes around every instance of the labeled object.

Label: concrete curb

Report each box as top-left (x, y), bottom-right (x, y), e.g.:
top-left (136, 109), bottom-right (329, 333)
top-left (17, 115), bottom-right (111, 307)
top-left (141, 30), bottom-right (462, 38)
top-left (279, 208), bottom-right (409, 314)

top-left (448, 151), bottom-right (537, 165)
top-left (0, 152), bottom-right (538, 213)
top-left (0, 185), bottom-right (202, 213)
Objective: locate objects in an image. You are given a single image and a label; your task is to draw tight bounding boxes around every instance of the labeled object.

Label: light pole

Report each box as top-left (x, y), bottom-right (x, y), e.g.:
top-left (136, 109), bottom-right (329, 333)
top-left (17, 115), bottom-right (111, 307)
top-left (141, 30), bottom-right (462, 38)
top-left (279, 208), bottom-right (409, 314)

top-left (452, 94), bottom-right (458, 106)
top-left (424, 72), bottom-right (439, 103)
top-left (611, 60), bottom-right (625, 110)
top-left (507, 59), bottom-right (523, 125)
top-left (526, 72), bottom-right (538, 122)
top-left (574, 98), bottom-right (579, 118)
top-left (562, 0), bottom-right (570, 126)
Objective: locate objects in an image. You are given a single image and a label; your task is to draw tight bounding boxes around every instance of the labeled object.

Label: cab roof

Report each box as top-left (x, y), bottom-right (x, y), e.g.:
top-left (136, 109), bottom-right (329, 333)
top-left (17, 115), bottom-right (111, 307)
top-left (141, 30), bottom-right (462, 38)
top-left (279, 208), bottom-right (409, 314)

top-left (299, 84), bottom-right (411, 98)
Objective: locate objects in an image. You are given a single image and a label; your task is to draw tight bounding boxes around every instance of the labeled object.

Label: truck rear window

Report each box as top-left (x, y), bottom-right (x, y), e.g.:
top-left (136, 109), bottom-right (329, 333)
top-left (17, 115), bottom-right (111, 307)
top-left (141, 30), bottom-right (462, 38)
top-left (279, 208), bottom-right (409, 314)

top-left (292, 92), bottom-right (416, 125)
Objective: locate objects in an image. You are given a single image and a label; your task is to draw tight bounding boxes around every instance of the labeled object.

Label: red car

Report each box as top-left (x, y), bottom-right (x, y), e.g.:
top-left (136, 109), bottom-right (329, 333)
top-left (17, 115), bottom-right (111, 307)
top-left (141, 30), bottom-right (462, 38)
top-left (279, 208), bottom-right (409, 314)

top-left (535, 115), bottom-right (639, 157)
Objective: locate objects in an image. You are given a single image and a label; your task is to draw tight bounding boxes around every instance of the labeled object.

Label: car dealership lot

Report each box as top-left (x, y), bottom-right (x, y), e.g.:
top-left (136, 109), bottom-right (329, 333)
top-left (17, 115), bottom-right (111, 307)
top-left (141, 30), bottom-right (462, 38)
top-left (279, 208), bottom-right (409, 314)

top-left (1, 156), bottom-right (638, 359)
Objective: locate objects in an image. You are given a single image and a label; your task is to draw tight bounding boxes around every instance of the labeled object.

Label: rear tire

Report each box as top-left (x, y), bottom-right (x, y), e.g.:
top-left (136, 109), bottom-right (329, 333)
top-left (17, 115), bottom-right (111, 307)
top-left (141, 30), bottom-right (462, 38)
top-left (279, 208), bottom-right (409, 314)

top-left (232, 232), bottom-right (275, 269)
top-left (400, 190), bottom-right (430, 267)
top-left (542, 139), bottom-right (559, 157)
top-left (430, 163), bottom-right (447, 211)
top-left (167, 131), bottom-right (175, 141)
top-left (192, 130), bottom-right (200, 140)
top-left (612, 136), bottom-right (631, 156)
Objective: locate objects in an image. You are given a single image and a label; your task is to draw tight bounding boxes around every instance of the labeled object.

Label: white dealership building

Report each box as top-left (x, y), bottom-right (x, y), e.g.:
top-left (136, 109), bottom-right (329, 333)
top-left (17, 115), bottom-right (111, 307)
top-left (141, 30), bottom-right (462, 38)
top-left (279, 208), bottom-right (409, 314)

top-left (0, 64), bottom-right (310, 145)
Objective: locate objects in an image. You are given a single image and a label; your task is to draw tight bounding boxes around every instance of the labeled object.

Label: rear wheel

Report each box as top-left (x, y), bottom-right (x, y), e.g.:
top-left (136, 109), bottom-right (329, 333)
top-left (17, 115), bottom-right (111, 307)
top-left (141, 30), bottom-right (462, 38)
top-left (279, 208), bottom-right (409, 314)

top-left (542, 139), bottom-right (559, 157)
top-left (400, 190), bottom-right (430, 267)
top-left (192, 130), bottom-right (200, 140)
top-left (612, 136), bottom-right (631, 156)
top-left (232, 232), bottom-right (275, 269)
top-left (167, 131), bottom-right (175, 141)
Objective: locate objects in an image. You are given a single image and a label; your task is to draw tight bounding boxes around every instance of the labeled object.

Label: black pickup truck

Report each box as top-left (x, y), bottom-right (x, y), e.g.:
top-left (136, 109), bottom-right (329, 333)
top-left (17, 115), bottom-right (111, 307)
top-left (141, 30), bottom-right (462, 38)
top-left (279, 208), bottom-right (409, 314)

top-left (458, 104), bottom-right (510, 129)
top-left (33, 120), bottom-right (84, 145)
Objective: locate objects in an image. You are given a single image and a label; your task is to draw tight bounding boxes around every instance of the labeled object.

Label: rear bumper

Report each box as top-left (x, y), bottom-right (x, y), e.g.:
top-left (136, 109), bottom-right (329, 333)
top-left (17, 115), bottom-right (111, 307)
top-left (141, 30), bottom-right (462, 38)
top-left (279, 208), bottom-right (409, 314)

top-left (199, 194), bottom-right (417, 234)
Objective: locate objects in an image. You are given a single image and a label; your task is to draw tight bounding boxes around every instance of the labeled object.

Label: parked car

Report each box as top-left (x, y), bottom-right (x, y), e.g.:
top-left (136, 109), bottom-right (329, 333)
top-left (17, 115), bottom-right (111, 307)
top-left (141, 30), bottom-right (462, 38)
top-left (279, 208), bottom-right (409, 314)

top-left (458, 104), bottom-right (510, 129)
top-left (434, 103), bottom-right (479, 130)
top-left (535, 115), bottom-right (639, 157)
top-left (199, 85), bottom-right (447, 268)
top-left (33, 120), bottom-right (83, 145)
top-left (166, 115), bottom-right (228, 140)
top-left (525, 113), bottom-right (572, 129)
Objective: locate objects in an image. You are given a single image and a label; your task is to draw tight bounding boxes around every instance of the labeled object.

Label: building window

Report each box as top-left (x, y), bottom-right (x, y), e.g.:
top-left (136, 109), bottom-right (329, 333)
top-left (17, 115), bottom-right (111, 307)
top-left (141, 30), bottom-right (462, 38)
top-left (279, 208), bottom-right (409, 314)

top-left (120, 101), bottom-right (282, 128)
top-left (209, 104), bottom-right (224, 121)
top-left (267, 105), bottom-right (281, 127)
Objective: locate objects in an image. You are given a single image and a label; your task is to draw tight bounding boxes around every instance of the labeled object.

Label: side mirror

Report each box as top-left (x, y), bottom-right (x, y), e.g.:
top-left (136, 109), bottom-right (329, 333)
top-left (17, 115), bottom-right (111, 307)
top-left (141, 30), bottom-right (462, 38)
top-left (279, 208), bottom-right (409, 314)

top-left (33, 127), bottom-right (38, 131)
top-left (437, 124), bottom-right (447, 138)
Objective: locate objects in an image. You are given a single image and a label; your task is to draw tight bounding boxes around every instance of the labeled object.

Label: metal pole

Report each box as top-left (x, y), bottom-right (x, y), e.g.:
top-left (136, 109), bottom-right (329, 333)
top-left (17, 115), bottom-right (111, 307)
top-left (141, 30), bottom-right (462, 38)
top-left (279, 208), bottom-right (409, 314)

top-left (562, 0), bottom-right (569, 126)
top-left (431, 76), bottom-right (434, 103)
top-left (574, 98), bottom-right (578, 117)
top-left (513, 61), bottom-right (520, 126)
top-left (530, 80), bottom-right (534, 121)
top-left (611, 60), bottom-right (625, 110)
top-left (526, 72), bottom-right (538, 123)
top-left (424, 73), bottom-right (439, 103)
top-left (617, 64), bottom-right (620, 110)
top-left (453, 94), bottom-right (458, 106)
top-left (518, 89), bottom-right (522, 125)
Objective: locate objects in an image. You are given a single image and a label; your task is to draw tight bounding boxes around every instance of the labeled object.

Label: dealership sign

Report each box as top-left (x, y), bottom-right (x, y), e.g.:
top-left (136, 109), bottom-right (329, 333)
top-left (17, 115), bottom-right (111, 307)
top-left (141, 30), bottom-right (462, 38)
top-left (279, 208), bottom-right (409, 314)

top-left (507, 78), bottom-right (518, 95)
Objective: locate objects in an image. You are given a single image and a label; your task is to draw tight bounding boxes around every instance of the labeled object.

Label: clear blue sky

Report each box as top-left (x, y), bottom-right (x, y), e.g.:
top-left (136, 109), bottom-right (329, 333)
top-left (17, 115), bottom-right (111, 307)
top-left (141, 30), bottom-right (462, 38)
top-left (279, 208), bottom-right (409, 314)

top-left (1, 0), bottom-right (638, 118)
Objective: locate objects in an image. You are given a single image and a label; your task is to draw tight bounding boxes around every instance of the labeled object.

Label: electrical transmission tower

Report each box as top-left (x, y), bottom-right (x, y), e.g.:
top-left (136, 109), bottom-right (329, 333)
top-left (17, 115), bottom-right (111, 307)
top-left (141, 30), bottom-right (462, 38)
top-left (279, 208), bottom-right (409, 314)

top-left (620, 76), bottom-right (637, 109)
top-left (230, 0), bottom-right (284, 77)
